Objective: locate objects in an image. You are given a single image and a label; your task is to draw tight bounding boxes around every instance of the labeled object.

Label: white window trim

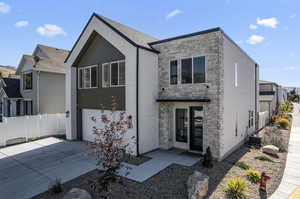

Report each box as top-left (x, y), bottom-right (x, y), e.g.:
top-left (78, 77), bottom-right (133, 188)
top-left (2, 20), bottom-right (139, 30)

top-left (78, 65), bottom-right (98, 89)
top-left (102, 60), bottom-right (125, 88)
top-left (169, 56), bottom-right (206, 85)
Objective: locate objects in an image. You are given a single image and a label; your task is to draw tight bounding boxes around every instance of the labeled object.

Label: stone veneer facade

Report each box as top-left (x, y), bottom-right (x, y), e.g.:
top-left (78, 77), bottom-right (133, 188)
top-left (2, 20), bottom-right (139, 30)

top-left (151, 30), bottom-right (224, 159)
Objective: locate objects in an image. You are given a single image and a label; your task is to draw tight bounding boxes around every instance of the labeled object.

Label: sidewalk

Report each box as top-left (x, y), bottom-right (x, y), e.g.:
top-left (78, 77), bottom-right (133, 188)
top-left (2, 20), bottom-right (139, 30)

top-left (269, 103), bottom-right (300, 199)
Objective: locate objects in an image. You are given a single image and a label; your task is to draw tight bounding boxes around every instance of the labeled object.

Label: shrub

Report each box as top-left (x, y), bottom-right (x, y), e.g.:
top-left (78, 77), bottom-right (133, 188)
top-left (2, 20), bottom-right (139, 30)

top-left (246, 169), bottom-right (261, 183)
top-left (224, 178), bottom-right (248, 199)
top-left (254, 155), bottom-right (274, 162)
top-left (235, 161), bottom-right (250, 170)
top-left (202, 147), bottom-right (213, 168)
top-left (49, 179), bottom-right (62, 194)
top-left (262, 126), bottom-right (287, 151)
top-left (276, 117), bottom-right (289, 129)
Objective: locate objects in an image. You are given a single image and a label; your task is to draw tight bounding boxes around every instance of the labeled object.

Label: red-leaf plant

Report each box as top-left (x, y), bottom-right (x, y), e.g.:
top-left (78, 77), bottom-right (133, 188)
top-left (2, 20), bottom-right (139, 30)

top-left (89, 98), bottom-right (135, 193)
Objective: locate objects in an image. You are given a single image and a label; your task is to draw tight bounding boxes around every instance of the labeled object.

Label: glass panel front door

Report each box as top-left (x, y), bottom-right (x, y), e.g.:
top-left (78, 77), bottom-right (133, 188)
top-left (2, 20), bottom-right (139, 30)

top-left (175, 109), bottom-right (188, 143)
top-left (190, 107), bottom-right (203, 151)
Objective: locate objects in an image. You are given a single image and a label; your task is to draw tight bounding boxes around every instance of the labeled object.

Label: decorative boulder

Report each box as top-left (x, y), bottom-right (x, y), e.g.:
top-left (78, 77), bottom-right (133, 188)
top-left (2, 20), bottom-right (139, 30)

top-left (263, 145), bottom-right (279, 156)
top-left (187, 171), bottom-right (209, 199)
top-left (63, 188), bottom-right (92, 199)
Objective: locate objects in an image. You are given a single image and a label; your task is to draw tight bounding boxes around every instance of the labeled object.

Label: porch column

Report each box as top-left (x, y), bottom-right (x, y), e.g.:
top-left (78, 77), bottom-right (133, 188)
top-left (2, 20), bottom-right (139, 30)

top-left (159, 103), bottom-right (174, 149)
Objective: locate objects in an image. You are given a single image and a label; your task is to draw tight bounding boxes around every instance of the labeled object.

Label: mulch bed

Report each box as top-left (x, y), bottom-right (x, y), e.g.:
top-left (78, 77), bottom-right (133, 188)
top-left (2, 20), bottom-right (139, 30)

top-left (33, 127), bottom-right (290, 199)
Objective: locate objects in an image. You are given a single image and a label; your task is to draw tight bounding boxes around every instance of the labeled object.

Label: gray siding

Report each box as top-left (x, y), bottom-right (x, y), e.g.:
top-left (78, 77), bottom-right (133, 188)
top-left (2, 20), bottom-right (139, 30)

top-left (75, 32), bottom-right (125, 110)
top-left (39, 72), bottom-right (65, 114)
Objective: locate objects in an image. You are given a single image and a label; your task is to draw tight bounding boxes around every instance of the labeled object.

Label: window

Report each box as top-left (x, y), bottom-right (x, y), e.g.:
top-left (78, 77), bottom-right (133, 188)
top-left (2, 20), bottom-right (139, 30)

top-left (102, 63), bottom-right (110, 88)
top-left (23, 73), bottom-right (32, 90)
top-left (24, 100), bottom-right (32, 115)
top-left (78, 65), bottom-right (98, 89)
top-left (102, 60), bottom-right (125, 87)
top-left (175, 109), bottom-right (188, 142)
top-left (181, 58), bottom-right (192, 84)
top-left (175, 56), bottom-right (206, 85)
top-left (193, 56), bottom-right (205, 83)
top-left (234, 63), bottom-right (238, 87)
top-left (170, 60), bottom-right (178, 85)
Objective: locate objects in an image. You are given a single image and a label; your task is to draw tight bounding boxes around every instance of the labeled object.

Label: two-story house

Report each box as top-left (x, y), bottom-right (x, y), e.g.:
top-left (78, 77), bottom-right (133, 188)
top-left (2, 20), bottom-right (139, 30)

top-left (15, 44), bottom-right (69, 115)
top-left (66, 13), bottom-right (259, 161)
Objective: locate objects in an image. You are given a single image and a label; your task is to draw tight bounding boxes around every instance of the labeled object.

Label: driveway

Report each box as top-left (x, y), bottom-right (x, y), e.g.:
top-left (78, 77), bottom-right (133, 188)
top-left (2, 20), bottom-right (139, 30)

top-left (0, 137), bottom-right (97, 199)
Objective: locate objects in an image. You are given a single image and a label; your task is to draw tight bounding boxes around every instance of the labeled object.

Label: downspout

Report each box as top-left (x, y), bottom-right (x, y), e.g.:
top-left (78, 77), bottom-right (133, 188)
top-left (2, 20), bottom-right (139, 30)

top-left (136, 47), bottom-right (140, 156)
top-left (37, 71), bottom-right (40, 114)
top-left (255, 64), bottom-right (258, 131)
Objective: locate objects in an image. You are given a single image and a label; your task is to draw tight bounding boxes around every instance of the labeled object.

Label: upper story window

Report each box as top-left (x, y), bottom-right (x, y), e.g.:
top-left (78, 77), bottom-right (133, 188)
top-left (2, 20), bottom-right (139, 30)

top-left (102, 60), bottom-right (125, 88)
top-left (170, 60), bottom-right (178, 85)
top-left (78, 65), bottom-right (98, 89)
top-left (170, 56), bottom-right (205, 85)
top-left (23, 72), bottom-right (33, 90)
top-left (234, 63), bottom-right (238, 87)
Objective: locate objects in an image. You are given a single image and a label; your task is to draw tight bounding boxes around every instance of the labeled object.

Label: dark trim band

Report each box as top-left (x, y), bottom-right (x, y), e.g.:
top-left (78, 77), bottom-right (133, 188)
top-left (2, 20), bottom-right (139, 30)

top-left (156, 99), bottom-right (211, 102)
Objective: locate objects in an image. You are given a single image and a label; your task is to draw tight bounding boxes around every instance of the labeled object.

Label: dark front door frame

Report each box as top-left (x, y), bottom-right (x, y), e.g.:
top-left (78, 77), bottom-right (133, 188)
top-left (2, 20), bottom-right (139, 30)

top-left (189, 106), bottom-right (204, 152)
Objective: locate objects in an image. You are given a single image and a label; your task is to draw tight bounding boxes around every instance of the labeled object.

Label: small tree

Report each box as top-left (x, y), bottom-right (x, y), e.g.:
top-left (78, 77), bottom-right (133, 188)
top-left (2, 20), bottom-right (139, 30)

top-left (90, 97), bottom-right (135, 193)
top-left (202, 146), bottom-right (213, 168)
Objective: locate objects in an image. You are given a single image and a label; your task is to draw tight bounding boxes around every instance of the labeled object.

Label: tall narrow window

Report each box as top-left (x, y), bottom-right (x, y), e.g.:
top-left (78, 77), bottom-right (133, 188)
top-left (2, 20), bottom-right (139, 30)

top-left (181, 58), bottom-right (192, 84)
top-left (170, 60), bottom-right (178, 85)
top-left (23, 73), bottom-right (33, 90)
top-left (102, 63), bottom-right (110, 87)
top-left (175, 109), bottom-right (188, 142)
top-left (193, 56), bottom-right (205, 83)
top-left (91, 67), bottom-right (97, 88)
top-left (111, 62), bottom-right (119, 86)
top-left (84, 68), bottom-right (91, 88)
top-left (235, 63), bottom-right (238, 87)
top-left (119, 61), bottom-right (125, 86)
top-left (78, 69), bottom-right (83, 89)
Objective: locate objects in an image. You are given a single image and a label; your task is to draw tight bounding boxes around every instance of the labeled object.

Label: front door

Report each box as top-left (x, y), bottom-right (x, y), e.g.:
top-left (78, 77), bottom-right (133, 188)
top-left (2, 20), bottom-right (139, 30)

top-left (190, 106), bottom-right (204, 152)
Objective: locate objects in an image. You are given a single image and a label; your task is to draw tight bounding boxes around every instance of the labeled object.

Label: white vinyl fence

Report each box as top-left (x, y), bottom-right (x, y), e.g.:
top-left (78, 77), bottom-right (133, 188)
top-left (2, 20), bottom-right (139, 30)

top-left (0, 114), bottom-right (66, 146)
top-left (259, 111), bottom-right (269, 130)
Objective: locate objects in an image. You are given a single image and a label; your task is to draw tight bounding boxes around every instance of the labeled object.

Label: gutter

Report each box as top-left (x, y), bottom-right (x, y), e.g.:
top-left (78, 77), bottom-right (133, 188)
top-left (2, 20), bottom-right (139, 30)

top-left (37, 71), bottom-right (40, 114)
top-left (136, 47), bottom-right (140, 156)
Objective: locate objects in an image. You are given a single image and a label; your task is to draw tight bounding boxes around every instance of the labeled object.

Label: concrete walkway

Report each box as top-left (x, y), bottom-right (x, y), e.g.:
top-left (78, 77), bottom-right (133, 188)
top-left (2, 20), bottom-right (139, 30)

top-left (270, 103), bottom-right (300, 199)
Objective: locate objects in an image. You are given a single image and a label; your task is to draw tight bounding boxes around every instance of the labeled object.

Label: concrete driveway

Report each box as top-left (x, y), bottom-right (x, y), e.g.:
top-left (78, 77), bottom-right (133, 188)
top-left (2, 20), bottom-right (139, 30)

top-left (0, 137), bottom-right (97, 199)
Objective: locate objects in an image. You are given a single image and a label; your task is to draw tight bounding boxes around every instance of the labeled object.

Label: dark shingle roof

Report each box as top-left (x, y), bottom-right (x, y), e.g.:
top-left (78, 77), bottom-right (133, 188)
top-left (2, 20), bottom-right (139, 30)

top-left (2, 78), bottom-right (22, 98)
top-left (94, 13), bottom-right (158, 49)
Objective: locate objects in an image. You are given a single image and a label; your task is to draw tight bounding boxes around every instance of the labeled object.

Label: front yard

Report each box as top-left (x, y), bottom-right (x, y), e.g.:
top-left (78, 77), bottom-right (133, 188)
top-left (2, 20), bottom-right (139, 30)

top-left (34, 124), bottom-right (290, 199)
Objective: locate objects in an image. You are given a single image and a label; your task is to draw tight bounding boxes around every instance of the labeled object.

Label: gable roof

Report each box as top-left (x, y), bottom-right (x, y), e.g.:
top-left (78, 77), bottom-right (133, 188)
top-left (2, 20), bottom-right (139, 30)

top-left (17, 45), bottom-right (70, 74)
top-left (65, 13), bottom-right (159, 63)
top-left (2, 78), bottom-right (22, 98)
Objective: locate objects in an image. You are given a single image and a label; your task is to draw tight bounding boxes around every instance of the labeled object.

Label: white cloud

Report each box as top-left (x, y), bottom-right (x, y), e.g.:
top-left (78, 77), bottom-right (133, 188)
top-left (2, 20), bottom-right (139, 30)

top-left (166, 9), bottom-right (183, 20)
top-left (290, 14), bottom-right (296, 19)
top-left (256, 17), bottom-right (279, 28)
top-left (0, 2), bottom-right (10, 13)
top-left (15, 20), bottom-right (29, 28)
top-left (249, 24), bottom-right (258, 30)
top-left (246, 35), bottom-right (265, 45)
top-left (36, 24), bottom-right (67, 37)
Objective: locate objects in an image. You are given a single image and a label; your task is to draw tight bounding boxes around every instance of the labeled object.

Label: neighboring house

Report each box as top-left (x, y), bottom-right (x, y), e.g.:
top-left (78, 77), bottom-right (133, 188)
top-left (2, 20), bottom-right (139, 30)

top-left (259, 80), bottom-right (281, 122)
top-left (14, 44), bottom-right (69, 115)
top-left (66, 13), bottom-right (259, 161)
top-left (0, 65), bottom-right (16, 78)
top-left (0, 77), bottom-right (23, 119)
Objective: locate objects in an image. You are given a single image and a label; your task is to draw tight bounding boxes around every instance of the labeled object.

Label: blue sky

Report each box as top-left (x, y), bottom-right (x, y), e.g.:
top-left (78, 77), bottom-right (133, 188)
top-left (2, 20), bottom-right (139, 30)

top-left (0, 0), bottom-right (299, 86)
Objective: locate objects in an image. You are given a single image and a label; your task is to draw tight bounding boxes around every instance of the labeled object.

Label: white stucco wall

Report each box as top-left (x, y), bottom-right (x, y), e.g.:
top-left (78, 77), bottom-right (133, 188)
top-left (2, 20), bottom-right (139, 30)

top-left (138, 48), bottom-right (159, 154)
top-left (221, 36), bottom-right (257, 159)
top-left (65, 15), bottom-right (138, 155)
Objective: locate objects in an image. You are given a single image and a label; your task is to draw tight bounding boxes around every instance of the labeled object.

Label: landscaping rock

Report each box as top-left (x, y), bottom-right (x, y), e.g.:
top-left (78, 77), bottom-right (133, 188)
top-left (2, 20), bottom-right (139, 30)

top-left (263, 145), bottom-right (279, 156)
top-left (187, 171), bottom-right (209, 199)
top-left (63, 188), bottom-right (91, 199)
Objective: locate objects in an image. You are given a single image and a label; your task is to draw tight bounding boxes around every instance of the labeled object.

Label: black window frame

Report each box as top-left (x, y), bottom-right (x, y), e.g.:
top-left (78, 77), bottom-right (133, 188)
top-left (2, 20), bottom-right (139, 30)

top-left (170, 60), bottom-right (178, 85)
top-left (23, 72), bottom-right (33, 90)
